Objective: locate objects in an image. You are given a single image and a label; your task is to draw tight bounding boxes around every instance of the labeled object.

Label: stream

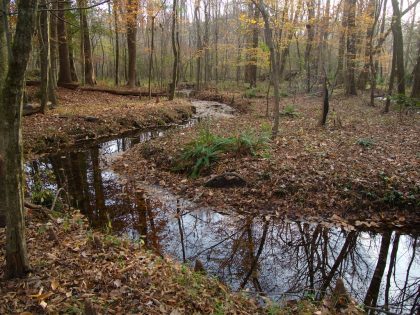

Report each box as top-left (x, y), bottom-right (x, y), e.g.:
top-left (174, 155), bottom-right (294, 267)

top-left (25, 100), bottom-right (419, 313)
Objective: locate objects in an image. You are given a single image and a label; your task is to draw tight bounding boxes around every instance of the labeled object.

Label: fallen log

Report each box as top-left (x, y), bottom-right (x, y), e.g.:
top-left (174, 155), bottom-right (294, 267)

top-left (26, 80), bottom-right (79, 90)
top-left (79, 86), bottom-right (167, 97)
top-left (58, 82), bottom-right (79, 90)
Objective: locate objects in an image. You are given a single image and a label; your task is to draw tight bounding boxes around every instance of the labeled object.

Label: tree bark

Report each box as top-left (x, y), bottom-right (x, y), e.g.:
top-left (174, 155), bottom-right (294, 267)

top-left (79, 0), bottom-right (95, 85)
top-left (148, 15), bottom-right (155, 99)
top-left (126, 0), bottom-right (139, 88)
top-left (391, 0), bottom-right (405, 95)
top-left (114, 0), bottom-right (119, 85)
top-left (0, 0), bottom-right (38, 279)
top-left (39, 0), bottom-right (49, 114)
top-left (364, 232), bottom-right (392, 309)
top-left (345, 0), bottom-right (357, 95)
top-left (57, 0), bottom-right (72, 84)
top-left (305, 0), bottom-right (315, 93)
top-left (169, 0), bottom-right (178, 100)
top-left (253, 0), bottom-right (280, 139)
top-left (411, 38), bottom-right (420, 98)
top-left (194, 0), bottom-right (202, 91)
top-left (0, 0), bottom-right (7, 83)
top-left (357, 0), bottom-right (377, 90)
top-left (245, 3), bottom-right (259, 88)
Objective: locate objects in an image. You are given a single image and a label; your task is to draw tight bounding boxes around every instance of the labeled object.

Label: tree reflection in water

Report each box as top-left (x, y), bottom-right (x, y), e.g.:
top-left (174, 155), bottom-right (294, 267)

top-left (26, 136), bottom-right (419, 314)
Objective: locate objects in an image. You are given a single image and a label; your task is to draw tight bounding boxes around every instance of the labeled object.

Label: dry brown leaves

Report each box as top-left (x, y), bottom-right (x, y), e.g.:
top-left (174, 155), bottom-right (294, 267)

top-left (112, 93), bottom-right (420, 231)
top-left (23, 87), bottom-right (193, 159)
top-left (0, 210), bottom-right (262, 314)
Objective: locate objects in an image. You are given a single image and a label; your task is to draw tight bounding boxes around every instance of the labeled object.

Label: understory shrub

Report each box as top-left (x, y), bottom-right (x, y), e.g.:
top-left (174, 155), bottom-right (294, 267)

top-left (174, 126), bottom-right (270, 178)
top-left (280, 104), bottom-right (299, 117)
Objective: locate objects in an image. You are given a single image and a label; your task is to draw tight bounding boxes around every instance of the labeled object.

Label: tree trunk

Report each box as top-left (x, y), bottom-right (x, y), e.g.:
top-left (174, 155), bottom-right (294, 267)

top-left (345, 0), bottom-right (357, 95)
top-left (126, 0), bottom-right (138, 88)
top-left (49, 0), bottom-right (58, 89)
top-left (114, 0), bottom-right (119, 85)
top-left (245, 3), bottom-right (259, 88)
top-left (169, 0), bottom-right (178, 100)
top-left (0, 0), bottom-right (7, 82)
top-left (305, 0), bottom-right (315, 93)
top-left (385, 46), bottom-right (396, 113)
top-left (391, 0), bottom-right (405, 95)
top-left (194, 0), bottom-right (202, 91)
top-left (411, 38), bottom-right (420, 98)
top-left (79, 0), bottom-right (95, 85)
top-left (0, 0), bottom-right (38, 279)
top-left (364, 232), bottom-right (392, 310)
top-left (254, 0), bottom-right (280, 139)
top-left (57, 0), bottom-right (72, 84)
top-left (357, 0), bottom-right (377, 90)
top-left (39, 0), bottom-right (49, 114)
top-left (148, 15), bottom-right (155, 99)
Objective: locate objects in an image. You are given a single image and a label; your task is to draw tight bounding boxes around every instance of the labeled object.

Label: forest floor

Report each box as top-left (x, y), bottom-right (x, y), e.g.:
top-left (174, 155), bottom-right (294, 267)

top-left (0, 209), bottom-right (268, 314)
top-left (112, 90), bottom-right (420, 231)
top-left (23, 87), bottom-right (193, 159)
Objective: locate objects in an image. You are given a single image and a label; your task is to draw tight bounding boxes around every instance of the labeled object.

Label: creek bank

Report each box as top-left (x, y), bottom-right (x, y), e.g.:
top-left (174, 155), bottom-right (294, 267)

top-left (0, 210), bottom-right (265, 314)
top-left (22, 97), bottom-right (419, 313)
top-left (23, 87), bottom-right (194, 159)
top-left (112, 93), bottom-right (420, 230)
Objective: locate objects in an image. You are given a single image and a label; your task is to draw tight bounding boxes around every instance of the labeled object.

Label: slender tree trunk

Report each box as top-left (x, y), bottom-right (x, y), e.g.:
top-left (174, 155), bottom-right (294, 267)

top-left (79, 0), bottom-right (95, 85)
top-left (364, 232), bottom-right (392, 310)
top-left (357, 0), bottom-right (377, 90)
top-left (305, 0), bottom-right (315, 93)
top-left (148, 16), bottom-right (155, 99)
top-left (411, 38), bottom-right (420, 98)
top-left (114, 0), bottom-right (119, 85)
top-left (57, 0), bottom-right (72, 84)
top-left (0, 0), bottom-right (38, 279)
top-left (49, 0), bottom-right (58, 89)
top-left (385, 46), bottom-right (396, 113)
top-left (169, 0), bottom-right (178, 100)
top-left (345, 0), bottom-right (357, 95)
top-left (39, 0), bottom-right (49, 114)
top-left (194, 0), bottom-right (202, 91)
top-left (254, 0), bottom-right (280, 139)
top-left (203, 0), bottom-right (210, 84)
top-left (391, 0), bottom-right (405, 95)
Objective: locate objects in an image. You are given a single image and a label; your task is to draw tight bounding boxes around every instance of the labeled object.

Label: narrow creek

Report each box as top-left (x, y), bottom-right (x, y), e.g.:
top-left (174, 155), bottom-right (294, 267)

top-left (25, 100), bottom-right (419, 313)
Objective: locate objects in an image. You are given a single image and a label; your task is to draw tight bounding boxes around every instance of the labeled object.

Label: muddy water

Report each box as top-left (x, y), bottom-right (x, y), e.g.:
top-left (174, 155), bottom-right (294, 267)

top-left (25, 101), bottom-right (419, 313)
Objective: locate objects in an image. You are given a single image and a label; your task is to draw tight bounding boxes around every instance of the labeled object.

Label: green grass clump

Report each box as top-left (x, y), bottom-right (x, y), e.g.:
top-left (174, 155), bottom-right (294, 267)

top-left (174, 126), bottom-right (270, 178)
top-left (356, 138), bottom-right (374, 148)
top-left (280, 104), bottom-right (300, 117)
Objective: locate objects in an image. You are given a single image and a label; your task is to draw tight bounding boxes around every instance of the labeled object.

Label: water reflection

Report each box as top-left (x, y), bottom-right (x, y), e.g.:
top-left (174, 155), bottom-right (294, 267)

top-left (26, 136), bottom-right (419, 315)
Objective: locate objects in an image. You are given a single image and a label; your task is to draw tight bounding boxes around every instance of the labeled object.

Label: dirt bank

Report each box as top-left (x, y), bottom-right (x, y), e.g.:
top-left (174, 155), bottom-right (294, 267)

top-left (23, 87), bottom-right (193, 159)
top-left (112, 92), bottom-right (420, 230)
top-left (0, 209), bottom-right (265, 314)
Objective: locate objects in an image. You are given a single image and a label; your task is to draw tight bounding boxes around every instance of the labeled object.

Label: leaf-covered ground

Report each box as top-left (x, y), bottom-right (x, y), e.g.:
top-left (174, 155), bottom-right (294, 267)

top-left (0, 210), bottom-right (264, 314)
top-left (23, 87), bottom-right (193, 159)
top-left (112, 92), bottom-right (420, 231)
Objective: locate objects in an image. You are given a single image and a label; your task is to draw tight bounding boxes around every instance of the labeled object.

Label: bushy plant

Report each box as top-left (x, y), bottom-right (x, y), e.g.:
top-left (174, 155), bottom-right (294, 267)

top-left (174, 126), bottom-right (270, 178)
top-left (356, 138), bottom-right (374, 148)
top-left (31, 174), bottom-right (55, 208)
top-left (280, 104), bottom-right (299, 117)
top-left (243, 88), bottom-right (257, 99)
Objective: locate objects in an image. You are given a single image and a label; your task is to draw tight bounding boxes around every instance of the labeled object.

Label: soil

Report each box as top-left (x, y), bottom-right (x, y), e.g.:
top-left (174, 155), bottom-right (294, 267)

top-left (0, 209), bottom-right (264, 314)
top-left (23, 87), bottom-right (194, 159)
top-left (112, 92), bottom-right (420, 231)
